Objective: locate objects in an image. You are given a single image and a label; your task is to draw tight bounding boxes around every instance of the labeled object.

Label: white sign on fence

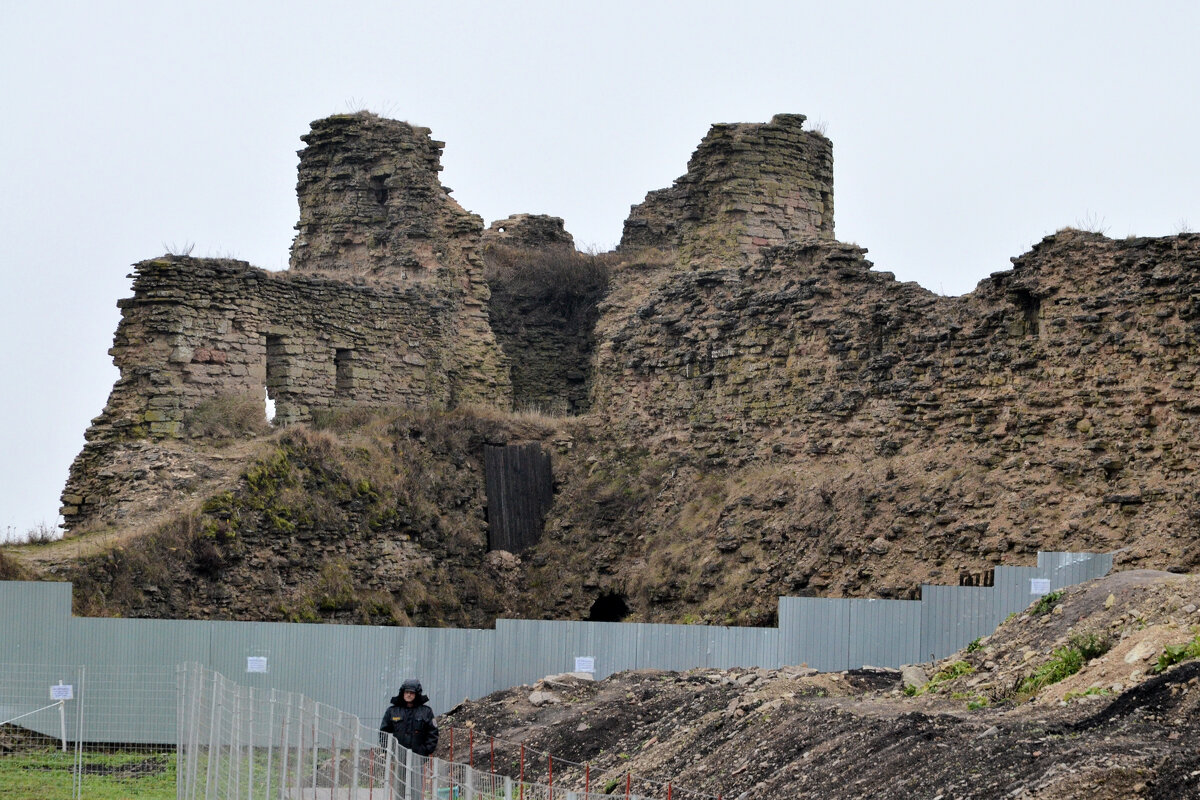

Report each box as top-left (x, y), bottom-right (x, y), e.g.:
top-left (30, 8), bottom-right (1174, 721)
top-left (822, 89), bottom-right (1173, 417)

top-left (246, 656), bottom-right (269, 673)
top-left (574, 656), bottom-right (595, 673)
top-left (1029, 578), bottom-right (1052, 596)
top-left (49, 683), bottom-right (73, 700)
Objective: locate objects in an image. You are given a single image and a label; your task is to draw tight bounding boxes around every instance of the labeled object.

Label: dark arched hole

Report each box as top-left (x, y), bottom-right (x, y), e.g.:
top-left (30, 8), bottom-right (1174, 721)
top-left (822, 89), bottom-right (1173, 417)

top-left (587, 592), bottom-right (629, 622)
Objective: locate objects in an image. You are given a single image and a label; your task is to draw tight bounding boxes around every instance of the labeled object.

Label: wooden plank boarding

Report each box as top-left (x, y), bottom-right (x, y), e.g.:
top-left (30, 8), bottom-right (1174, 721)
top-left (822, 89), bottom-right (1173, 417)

top-left (485, 443), bottom-right (553, 553)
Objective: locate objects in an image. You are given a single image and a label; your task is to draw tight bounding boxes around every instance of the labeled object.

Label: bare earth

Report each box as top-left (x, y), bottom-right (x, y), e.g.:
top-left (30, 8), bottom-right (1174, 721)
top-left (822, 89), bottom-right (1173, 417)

top-left (438, 570), bottom-right (1200, 799)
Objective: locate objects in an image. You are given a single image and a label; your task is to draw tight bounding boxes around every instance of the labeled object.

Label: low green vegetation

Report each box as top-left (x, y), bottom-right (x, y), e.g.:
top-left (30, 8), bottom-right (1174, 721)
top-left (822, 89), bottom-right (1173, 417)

top-left (0, 749), bottom-right (175, 800)
top-left (1031, 590), bottom-right (1064, 616)
top-left (1018, 632), bottom-right (1112, 696)
top-left (1020, 646), bottom-right (1084, 694)
top-left (1152, 633), bottom-right (1200, 674)
top-left (912, 660), bottom-right (974, 696)
top-left (1068, 631), bottom-right (1112, 661)
top-left (1063, 686), bottom-right (1113, 703)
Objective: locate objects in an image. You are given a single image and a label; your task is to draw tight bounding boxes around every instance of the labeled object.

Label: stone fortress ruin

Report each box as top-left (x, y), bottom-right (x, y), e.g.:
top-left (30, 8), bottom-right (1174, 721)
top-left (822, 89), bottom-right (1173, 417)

top-left (62, 110), bottom-right (1200, 611)
top-left (61, 113), bottom-right (837, 528)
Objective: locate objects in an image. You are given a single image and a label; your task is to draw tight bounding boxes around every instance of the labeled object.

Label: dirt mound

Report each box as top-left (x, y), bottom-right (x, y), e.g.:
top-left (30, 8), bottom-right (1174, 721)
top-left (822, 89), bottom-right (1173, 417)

top-left (438, 571), bottom-right (1200, 799)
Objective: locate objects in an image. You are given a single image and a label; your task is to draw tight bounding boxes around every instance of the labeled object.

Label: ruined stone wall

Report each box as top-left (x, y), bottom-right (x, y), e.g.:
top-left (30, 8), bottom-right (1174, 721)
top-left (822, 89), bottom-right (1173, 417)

top-left (570, 230), bottom-right (1200, 614)
top-left (289, 113), bottom-right (483, 281)
top-left (482, 215), bottom-right (606, 415)
top-left (61, 255), bottom-right (512, 527)
top-left (63, 113), bottom-right (516, 530)
top-left (482, 214), bottom-right (576, 251)
top-left (620, 114), bottom-right (833, 263)
top-left (596, 232), bottom-right (1200, 466)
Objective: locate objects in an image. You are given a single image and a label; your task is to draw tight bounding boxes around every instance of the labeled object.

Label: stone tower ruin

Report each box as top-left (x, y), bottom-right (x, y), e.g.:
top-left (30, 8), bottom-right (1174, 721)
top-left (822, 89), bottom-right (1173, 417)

top-left (61, 112), bottom-right (839, 530)
top-left (620, 114), bottom-right (833, 262)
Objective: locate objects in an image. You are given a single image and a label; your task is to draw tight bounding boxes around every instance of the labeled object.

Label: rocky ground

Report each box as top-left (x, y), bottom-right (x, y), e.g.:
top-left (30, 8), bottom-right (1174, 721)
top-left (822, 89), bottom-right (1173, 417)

top-left (437, 570), bottom-right (1200, 799)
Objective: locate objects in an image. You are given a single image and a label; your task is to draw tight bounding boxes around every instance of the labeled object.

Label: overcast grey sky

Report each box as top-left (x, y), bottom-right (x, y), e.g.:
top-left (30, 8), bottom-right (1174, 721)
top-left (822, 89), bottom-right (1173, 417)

top-left (2, 1), bottom-right (1197, 540)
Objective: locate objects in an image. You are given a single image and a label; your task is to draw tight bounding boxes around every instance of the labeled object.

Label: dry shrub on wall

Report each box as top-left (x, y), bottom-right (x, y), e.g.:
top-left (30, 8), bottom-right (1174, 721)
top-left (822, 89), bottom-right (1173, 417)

top-left (483, 244), bottom-right (613, 317)
top-left (69, 514), bottom-right (205, 616)
top-left (186, 393), bottom-right (271, 441)
top-left (0, 550), bottom-right (30, 580)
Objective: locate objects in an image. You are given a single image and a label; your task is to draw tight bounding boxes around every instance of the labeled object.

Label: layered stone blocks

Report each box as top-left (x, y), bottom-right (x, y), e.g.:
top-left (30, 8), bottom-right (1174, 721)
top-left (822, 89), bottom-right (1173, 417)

top-left (620, 114), bottom-right (833, 263)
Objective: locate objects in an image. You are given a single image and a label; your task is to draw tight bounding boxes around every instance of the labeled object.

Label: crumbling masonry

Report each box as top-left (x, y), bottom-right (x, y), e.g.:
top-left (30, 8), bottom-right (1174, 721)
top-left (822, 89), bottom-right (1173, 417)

top-left (63, 108), bottom-right (1200, 606)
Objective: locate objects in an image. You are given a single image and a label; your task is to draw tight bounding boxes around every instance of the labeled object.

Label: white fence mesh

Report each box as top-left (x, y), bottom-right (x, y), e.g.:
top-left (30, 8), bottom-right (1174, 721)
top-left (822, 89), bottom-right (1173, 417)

top-left (178, 663), bottom-right (720, 800)
top-left (0, 662), bottom-right (177, 800)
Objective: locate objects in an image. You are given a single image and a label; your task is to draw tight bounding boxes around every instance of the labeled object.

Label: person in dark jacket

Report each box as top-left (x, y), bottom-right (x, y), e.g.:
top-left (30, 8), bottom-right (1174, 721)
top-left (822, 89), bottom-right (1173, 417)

top-left (380, 678), bottom-right (439, 756)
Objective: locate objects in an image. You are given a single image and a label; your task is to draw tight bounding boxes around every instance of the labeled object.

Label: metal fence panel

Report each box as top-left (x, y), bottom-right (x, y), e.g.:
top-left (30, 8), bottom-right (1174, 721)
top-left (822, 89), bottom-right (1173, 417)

top-left (777, 597), bottom-right (851, 671)
top-left (0, 662), bottom-right (84, 743)
top-left (705, 626), bottom-right (779, 670)
top-left (994, 566), bottom-right (1036, 619)
top-left (636, 623), bottom-right (713, 672)
top-left (493, 619), bottom-right (639, 689)
top-left (848, 599), bottom-right (922, 669)
top-left (0, 581), bottom-right (72, 664)
top-left (920, 586), bottom-right (997, 661)
top-left (205, 620), bottom-right (494, 723)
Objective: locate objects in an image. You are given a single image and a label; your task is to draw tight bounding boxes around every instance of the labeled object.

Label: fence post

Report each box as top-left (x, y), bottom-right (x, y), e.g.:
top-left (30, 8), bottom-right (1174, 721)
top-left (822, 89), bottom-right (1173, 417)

top-left (174, 666), bottom-right (183, 800)
top-left (279, 697), bottom-right (292, 800)
top-left (247, 687), bottom-right (256, 800)
top-left (295, 696), bottom-right (306, 800)
top-left (265, 689), bottom-right (277, 800)
top-left (405, 744), bottom-right (416, 800)
top-left (231, 687), bottom-right (242, 800)
top-left (504, 775), bottom-right (513, 800)
top-left (311, 703), bottom-right (319, 797)
top-left (352, 713), bottom-right (361, 798)
top-left (383, 734), bottom-right (394, 800)
top-left (333, 726), bottom-right (342, 794)
top-left (73, 666), bottom-right (85, 800)
top-left (205, 669), bottom-right (220, 799)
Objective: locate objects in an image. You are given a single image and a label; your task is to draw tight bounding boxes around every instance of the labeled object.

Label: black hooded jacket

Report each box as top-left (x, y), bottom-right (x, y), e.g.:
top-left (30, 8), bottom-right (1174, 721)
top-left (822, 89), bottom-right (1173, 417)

top-left (380, 685), bottom-right (438, 756)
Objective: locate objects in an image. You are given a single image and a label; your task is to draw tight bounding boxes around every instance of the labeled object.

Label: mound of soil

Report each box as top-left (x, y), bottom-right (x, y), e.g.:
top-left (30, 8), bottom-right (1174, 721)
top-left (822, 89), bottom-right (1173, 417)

top-left (437, 571), bottom-right (1200, 799)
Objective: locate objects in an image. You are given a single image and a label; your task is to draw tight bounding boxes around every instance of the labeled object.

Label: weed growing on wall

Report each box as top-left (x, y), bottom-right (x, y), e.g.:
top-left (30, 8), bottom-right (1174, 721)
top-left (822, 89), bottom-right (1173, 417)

top-left (483, 244), bottom-right (612, 319)
top-left (186, 393), bottom-right (270, 441)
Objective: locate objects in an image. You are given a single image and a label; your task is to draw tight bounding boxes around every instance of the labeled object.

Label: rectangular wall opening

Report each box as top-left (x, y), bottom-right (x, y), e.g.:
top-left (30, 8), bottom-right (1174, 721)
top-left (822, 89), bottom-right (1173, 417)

top-left (335, 348), bottom-right (354, 396)
top-left (265, 334), bottom-right (288, 423)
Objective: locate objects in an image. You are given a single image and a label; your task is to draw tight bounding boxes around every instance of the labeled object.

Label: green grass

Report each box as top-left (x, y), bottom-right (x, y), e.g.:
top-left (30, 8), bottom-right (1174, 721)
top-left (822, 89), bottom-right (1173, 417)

top-left (1013, 633), bottom-right (1112, 700)
top-left (1063, 686), bottom-right (1113, 703)
top-left (1020, 646), bottom-right (1084, 694)
top-left (912, 660), bottom-right (974, 696)
top-left (1152, 634), bottom-right (1200, 674)
top-left (1030, 590), bottom-right (1064, 616)
top-left (0, 749), bottom-right (176, 800)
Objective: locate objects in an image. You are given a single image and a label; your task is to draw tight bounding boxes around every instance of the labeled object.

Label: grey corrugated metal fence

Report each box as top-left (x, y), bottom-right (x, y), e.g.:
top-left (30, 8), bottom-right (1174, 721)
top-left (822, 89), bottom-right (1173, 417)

top-left (0, 551), bottom-right (1111, 745)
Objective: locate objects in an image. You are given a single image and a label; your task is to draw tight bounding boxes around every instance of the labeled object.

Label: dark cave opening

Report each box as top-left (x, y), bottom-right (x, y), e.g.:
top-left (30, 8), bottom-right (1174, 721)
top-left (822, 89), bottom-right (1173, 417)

top-left (587, 592), bottom-right (630, 622)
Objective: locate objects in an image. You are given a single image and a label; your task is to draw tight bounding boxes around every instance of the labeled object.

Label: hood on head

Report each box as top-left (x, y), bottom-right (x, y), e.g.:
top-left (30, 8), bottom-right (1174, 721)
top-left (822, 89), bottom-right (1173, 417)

top-left (390, 678), bottom-right (429, 706)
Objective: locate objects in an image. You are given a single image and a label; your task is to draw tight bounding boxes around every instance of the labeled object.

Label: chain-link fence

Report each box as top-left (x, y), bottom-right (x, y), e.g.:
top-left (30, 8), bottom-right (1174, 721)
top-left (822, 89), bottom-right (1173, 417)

top-left (0, 662), bottom-right (177, 800)
top-left (177, 663), bottom-right (721, 800)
